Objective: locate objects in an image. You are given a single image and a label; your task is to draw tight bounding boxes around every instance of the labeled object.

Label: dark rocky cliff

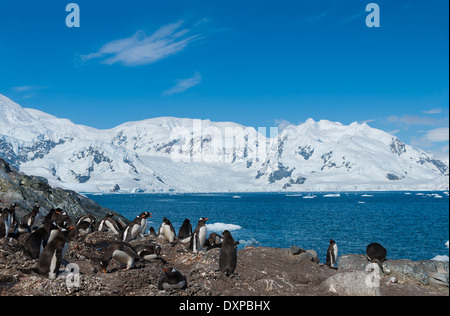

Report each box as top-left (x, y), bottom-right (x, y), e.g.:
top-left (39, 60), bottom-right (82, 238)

top-left (0, 157), bottom-right (124, 223)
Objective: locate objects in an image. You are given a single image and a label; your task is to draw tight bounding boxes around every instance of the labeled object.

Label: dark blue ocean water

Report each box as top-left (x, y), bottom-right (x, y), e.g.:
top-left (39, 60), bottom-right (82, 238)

top-left (87, 192), bottom-right (449, 263)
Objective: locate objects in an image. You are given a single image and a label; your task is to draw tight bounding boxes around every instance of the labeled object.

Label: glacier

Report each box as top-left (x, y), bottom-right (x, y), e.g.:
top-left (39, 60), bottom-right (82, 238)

top-left (0, 94), bottom-right (448, 193)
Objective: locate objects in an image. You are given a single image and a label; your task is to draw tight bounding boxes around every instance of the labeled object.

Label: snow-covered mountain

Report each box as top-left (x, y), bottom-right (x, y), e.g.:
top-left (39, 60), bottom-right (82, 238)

top-left (0, 94), bottom-right (448, 193)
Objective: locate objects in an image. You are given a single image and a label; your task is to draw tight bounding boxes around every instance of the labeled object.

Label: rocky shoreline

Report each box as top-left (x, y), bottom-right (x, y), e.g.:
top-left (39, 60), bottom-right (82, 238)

top-left (0, 231), bottom-right (448, 296)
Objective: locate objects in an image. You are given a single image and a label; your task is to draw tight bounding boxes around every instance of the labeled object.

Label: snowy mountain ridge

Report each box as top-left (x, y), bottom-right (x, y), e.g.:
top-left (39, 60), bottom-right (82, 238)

top-left (0, 94), bottom-right (448, 193)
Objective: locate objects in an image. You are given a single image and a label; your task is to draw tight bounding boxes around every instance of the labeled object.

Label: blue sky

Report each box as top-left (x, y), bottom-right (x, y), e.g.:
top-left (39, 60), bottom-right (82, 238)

top-left (0, 0), bottom-right (448, 154)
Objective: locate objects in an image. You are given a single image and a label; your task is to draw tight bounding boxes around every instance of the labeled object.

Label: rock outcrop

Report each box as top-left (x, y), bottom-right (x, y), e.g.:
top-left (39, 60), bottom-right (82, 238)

top-left (0, 157), bottom-right (125, 223)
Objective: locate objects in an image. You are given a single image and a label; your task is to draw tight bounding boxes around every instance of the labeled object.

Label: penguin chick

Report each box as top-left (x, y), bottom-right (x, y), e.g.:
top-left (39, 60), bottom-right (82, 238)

top-left (158, 267), bottom-right (187, 290)
top-left (100, 242), bottom-right (140, 273)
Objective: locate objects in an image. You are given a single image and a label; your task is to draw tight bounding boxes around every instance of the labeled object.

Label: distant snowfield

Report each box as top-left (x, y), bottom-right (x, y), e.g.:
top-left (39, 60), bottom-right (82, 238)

top-left (1, 94), bottom-right (449, 194)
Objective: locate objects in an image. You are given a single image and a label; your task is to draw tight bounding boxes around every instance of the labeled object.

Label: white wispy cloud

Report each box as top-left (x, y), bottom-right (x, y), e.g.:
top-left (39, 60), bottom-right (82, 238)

top-left (163, 72), bottom-right (202, 96)
top-left (387, 114), bottom-right (447, 127)
top-left (425, 127), bottom-right (449, 142)
top-left (81, 20), bottom-right (201, 66)
top-left (422, 108), bottom-right (443, 114)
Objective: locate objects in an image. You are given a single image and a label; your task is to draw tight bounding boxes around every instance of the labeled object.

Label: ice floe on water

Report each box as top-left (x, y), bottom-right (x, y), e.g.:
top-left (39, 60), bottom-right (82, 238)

top-left (206, 222), bottom-right (242, 232)
top-left (431, 241), bottom-right (449, 262)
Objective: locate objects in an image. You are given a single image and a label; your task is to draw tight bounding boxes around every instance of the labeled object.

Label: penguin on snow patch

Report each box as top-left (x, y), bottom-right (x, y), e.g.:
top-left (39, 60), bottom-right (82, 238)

top-left (219, 230), bottom-right (239, 277)
top-left (100, 242), bottom-right (140, 273)
top-left (98, 213), bottom-right (123, 236)
top-left (366, 243), bottom-right (387, 273)
top-left (189, 217), bottom-right (209, 254)
top-left (326, 239), bottom-right (338, 269)
top-left (158, 267), bottom-right (187, 290)
top-left (178, 218), bottom-right (192, 243)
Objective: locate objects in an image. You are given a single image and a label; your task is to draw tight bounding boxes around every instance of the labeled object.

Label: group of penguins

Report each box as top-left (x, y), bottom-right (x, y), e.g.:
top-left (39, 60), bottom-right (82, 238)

top-left (1, 202), bottom-right (240, 291)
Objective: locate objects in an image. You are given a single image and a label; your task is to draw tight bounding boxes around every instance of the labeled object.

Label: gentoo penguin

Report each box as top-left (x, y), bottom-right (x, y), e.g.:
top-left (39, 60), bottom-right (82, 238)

top-left (76, 214), bottom-right (96, 226)
top-left (326, 239), bottom-right (338, 269)
top-left (159, 217), bottom-right (176, 243)
top-left (76, 221), bottom-right (94, 237)
top-left (207, 232), bottom-right (223, 250)
top-left (23, 221), bottom-right (59, 259)
top-left (122, 215), bottom-right (145, 242)
top-left (178, 218), bottom-right (192, 243)
top-left (157, 267), bottom-right (187, 290)
top-left (148, 227), bottom-right (158, 239)
top-left (139, 212), bottom-right (152, 235)
top-left (134, 244), bottom-right (162, 261)
top-left (189, 217), bottom-right (209, 254)
top-left (98, 213), bottom-right (123, 236)
top-left (36, 226), bottom-right (71, 280)
top-left (19, 204), bottom-right (40, 233)
top-left (366, 243), bottom-right (387, 272)
top-left (100, 242), bottom-right (140, 273)
top-left (0, 204), bottom-right (16, 238)
top-left (219, 230), bottom-right (239, 276)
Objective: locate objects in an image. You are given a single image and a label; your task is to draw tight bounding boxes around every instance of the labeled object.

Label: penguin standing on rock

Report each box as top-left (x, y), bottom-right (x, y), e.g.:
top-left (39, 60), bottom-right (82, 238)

top-left (178, 219), bottom-right (192, 243)
top-left (158, 267), bottom-right (187, 290)
top-left (0, 204), bottom-right (16, 238)
top-left (366, 243), bottom-right (387, 272)
top-left (123, 215), bottom-right (144, 242)
top-left (98, 213), bottom-right (123, 236)
top-left (189, 217), bottom-right (209, 254)
top-left (100, 242), bottom-right (140, 273)
top-left (18, 204), bottom-right (40, 233)
top-left (36, 225), bottom-right (72, 280)
top-left (219, 230), bottom-right (239, 276)
top-left (326, 239), bottom-right (338, 269)
top-left (139, 212), bottom-right (151, 235)
top-left (23, 221), bottom-right (59, 259)
top-left (159, 217), bottom-right (176, 243)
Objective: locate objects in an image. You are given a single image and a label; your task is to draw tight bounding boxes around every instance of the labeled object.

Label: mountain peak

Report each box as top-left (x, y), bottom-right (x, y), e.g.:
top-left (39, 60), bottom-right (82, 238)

top-left (0, 94), bottom-right (33, 125)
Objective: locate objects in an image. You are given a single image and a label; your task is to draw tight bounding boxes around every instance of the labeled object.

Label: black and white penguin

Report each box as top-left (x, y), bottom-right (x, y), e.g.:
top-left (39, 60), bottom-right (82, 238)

top-left (326, 239), bottom-right (338, 269)
top-left (76, 214), bottom-right (96, 227)
top-left (178, 218), bottom-right (192, 243)
top-left (148, 227), bottom-right (158, 239)
top-left (189, 217), bottom-right (209, 254)
top-left (207, 232), bottom-right (223, 250)
top-left (158, 217), bottom-right (176, 243)
top-left (366, 243), bottom-right (387, 272)
top-left (36, 226), bottom-right (71, 280)
top-left (0, 204), bottom-right (16, 238)
top-left (157, 267), bottom-right (187, 290)
top-left (23, 221), bottom-right (59, 259)
top-left (123, 215), bottom-right (144, 242)
top-left (100, 242), bottom-right (140, 273)
top-left (19, 204), bottom-right (40, 233)
top-left (139, 212), bottom-right (152, 235)
top-left (98, 213), bottom-right (123, 236)
top-left (219, 230), bottom-right (239, 276)
top-left (134, 244), bottom-right (162, 261)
